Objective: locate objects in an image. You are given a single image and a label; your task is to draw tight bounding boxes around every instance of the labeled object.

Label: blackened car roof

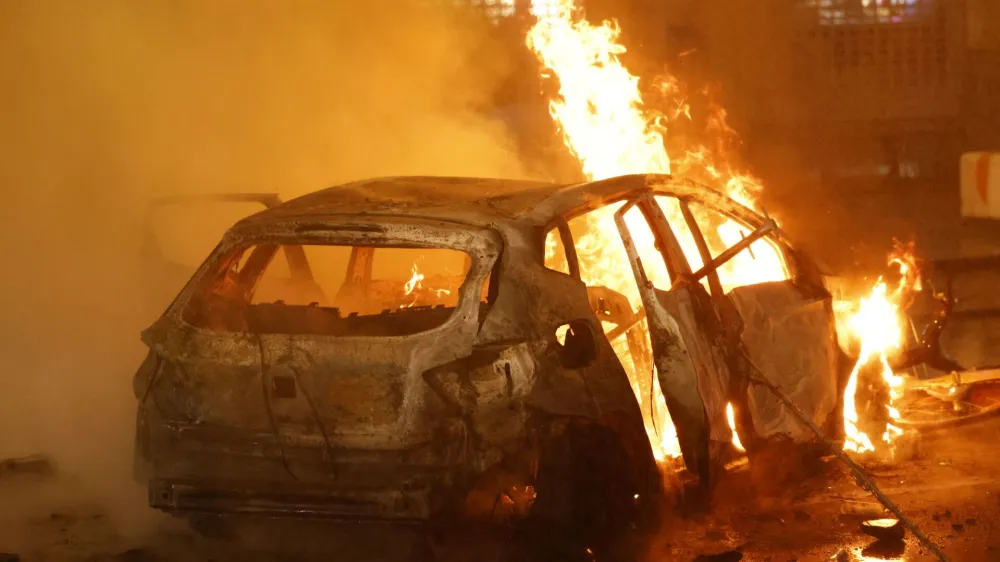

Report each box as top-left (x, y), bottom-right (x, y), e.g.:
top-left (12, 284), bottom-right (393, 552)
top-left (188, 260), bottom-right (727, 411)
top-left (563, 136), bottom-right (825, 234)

top-left (237, 174), bottom-right (766, 232)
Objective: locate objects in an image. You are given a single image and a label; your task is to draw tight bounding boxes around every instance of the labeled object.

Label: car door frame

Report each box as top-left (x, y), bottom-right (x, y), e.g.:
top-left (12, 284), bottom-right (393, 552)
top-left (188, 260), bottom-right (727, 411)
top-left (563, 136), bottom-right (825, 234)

top-left (661, 193), bottom-right (842, 447)
top-left (616, 186), bottom-right (844, 471)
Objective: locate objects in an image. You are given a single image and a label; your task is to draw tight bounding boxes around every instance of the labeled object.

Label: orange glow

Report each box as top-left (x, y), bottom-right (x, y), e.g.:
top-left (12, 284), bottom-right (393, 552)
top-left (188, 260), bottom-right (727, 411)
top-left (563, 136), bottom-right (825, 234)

top-left (726, 403), bottom-right (745, 452)
top-left (528, 0), bottom-right (783, 460)
top-left (403, 264), bottom-right (424, 296)
top-left (841, 247), bottom-right (918, 454)
top-left (399, 264), bottom-right (451, 309)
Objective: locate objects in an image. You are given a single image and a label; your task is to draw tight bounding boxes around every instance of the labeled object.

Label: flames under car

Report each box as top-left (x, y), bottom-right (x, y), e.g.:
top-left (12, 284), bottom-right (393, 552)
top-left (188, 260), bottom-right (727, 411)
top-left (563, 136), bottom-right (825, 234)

top-left (132, 174), bottom-right (845, 545)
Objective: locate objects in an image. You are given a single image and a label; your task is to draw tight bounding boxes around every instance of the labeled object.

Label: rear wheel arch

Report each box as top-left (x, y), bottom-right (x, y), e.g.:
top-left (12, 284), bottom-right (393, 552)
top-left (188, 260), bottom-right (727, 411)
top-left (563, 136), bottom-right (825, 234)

top-left (527, 418), bottom-right (641, 556)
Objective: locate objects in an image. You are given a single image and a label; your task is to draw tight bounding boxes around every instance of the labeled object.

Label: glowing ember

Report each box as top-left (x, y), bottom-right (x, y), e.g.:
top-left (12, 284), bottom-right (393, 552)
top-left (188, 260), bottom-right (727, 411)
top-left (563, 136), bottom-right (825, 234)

top-left (841, 247), bottom-right (918, 454)
top-left (528, 0), bottom-right (781, 460)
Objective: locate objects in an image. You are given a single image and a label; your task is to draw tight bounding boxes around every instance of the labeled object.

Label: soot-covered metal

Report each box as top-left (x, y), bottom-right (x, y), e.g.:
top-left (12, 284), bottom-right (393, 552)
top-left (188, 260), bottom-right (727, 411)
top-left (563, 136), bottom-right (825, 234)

top-left (130, 174), bottom-right (844, 551)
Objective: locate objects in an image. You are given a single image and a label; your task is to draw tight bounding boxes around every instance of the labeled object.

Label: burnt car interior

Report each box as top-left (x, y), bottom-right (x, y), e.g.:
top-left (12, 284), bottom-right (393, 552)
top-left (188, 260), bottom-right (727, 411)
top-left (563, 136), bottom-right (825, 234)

top-left (183, 243), bottom-right (492, 337)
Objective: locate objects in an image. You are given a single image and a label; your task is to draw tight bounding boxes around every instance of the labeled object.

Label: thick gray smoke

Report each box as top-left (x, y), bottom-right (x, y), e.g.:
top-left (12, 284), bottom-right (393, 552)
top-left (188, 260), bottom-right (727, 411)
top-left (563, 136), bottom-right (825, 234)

top-left (0, 0), bottom-right (526, 534)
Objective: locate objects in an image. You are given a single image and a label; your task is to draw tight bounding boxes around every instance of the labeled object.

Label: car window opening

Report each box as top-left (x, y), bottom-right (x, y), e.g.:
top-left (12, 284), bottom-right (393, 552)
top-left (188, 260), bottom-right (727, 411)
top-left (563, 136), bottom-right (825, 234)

top-left (654, 196), bottom-right (790, 292)
top-left (183, 244), bottom-right (489, 337)
top-left (543, 227), bottom-right (571, 275)
top-left (563, 203), bottom-right (667, 456)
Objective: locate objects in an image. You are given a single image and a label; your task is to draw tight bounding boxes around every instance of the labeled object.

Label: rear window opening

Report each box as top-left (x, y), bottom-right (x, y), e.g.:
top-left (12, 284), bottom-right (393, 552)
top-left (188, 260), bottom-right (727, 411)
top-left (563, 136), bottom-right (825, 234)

top-left (183, 244), bottom-right (490, 337)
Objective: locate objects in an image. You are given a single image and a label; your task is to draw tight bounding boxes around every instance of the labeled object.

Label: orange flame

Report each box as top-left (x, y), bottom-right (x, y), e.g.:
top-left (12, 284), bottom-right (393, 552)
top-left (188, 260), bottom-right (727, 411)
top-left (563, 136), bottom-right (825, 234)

top-left (726, 403), bottom-right (745, 452)
top-left (401, 264), bottom-right (451, 307)
top-left (841, 245), bottom-right (918, 454)
top-left (527, 1), bottom-right (669, 179)
top-left (528, 0), bottom-right (915, 466)
top-left (403, 264), bottom-right (424, 296)
top-left (400, 264), bottom-right (426, 308)
top-left (528, 0), bottom-right (783, 460)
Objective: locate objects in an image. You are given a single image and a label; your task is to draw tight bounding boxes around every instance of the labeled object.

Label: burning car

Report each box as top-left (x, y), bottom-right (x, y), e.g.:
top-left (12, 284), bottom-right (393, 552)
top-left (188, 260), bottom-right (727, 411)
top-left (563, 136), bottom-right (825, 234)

top-left (132, 174), bottom-right (844, 548)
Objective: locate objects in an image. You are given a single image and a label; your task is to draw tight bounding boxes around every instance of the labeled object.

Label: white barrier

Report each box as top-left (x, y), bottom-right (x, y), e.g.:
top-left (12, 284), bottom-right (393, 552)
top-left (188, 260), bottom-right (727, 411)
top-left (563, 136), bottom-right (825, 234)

top-left (961, 152), bottom-right (1000, 219)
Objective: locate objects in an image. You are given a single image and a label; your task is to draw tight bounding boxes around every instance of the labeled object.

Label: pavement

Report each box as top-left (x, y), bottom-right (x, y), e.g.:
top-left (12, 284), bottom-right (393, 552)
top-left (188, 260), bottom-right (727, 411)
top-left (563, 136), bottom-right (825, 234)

top-left (650, 421), bottom-right (1000, 561)
top-left (4, 420), bottom-right (1000, 562)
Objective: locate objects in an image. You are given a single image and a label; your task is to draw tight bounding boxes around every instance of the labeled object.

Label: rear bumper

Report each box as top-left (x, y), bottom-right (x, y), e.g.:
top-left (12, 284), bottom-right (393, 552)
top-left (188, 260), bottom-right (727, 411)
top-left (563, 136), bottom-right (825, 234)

top-left (150, 478), bottom-right (434, 521)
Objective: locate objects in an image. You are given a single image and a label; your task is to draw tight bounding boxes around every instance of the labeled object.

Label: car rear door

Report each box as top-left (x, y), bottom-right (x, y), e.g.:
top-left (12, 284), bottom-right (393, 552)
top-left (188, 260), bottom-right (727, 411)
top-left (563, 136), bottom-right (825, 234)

top-left (612, 195), bottom-right (735, 486)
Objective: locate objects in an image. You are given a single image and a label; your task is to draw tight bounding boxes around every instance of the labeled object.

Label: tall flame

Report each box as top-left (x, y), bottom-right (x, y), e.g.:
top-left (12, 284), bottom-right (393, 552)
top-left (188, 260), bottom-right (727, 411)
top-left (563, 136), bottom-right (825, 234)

top-left (842, 246), bottom-right (919, 454)
top-left (528, 0), bottom-right (782, 460)
top-left (527, 1), bottom-right (669, 179)
top-left (528, 0), bottom-right (913, 464)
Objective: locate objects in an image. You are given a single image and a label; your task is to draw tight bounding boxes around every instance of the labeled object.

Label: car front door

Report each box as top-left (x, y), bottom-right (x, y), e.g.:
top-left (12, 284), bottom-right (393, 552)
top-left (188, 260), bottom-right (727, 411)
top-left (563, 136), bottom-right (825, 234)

top-left (615, 191), bottom-right (841, 486)
top-left (612, 194), bottom-right (737, 487)
top-left (667, 194), bottom-right (841, 449)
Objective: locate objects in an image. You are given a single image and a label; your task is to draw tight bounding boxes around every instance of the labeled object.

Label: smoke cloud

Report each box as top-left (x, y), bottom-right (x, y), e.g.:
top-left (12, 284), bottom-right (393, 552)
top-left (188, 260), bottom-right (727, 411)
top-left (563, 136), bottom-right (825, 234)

top-left (0, 0), bottom-right (526, 534)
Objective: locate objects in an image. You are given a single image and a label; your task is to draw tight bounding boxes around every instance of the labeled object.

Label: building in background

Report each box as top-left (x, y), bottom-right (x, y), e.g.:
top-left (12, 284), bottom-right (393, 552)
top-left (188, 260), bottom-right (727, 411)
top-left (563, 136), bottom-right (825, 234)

top-left (422, 0), bottom-right (562, 23)
top-left (964, 0), bottom-right (1000, 152)
top-left (663, 0), bottom-right (999, 186)
top-left (445, 0), bottom-right (998, 188)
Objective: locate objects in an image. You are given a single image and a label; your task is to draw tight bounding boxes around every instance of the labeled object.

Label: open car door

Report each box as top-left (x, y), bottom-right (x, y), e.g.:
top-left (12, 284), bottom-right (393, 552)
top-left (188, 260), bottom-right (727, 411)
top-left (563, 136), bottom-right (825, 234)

top-left (613, 194), bottom-right (735, 487)
top-left (614, 191), bottom-right (840, 487)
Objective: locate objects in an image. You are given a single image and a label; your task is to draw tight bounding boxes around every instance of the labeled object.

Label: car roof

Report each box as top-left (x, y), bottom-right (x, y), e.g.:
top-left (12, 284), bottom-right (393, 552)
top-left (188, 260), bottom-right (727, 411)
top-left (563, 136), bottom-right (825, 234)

top-left (248, 176), bottom-right (559, 225)
top-left (238, 174), bottom-right (758, 231)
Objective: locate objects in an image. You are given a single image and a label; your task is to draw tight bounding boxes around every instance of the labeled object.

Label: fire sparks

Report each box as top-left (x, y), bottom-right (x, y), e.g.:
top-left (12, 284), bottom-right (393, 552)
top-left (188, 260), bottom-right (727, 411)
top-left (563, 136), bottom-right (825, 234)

top-left (841, 246), bottom-right (919, 454)
top-left (528, 0), bottom-right (779, 460)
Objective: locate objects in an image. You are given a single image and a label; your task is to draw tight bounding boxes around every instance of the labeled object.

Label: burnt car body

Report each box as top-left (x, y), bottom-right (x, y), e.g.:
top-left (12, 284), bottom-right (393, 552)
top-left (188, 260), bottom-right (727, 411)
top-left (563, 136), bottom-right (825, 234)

top-left (132, 174), bottom-right (843, 539)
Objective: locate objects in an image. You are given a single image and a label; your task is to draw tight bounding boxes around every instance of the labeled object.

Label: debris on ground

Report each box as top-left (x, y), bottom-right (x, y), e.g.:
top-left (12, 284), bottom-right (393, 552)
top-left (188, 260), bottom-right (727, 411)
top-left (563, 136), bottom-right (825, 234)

top-left (830, 549), bottom-right (849, 562)
top-left (932, 509), bottom-right (953, 522)
top-left (693, 551), bottom-right (742, 562)
top-left (0, 455), bottom-right (53, 477)
top-left (861, 518), bottom-right (906, 541)
top-left (747, 365), bottom-right (950, 561)
top-left (861, 538), bottom-right (906, 559)
top-left (840, 501), bottom-right (885, 518)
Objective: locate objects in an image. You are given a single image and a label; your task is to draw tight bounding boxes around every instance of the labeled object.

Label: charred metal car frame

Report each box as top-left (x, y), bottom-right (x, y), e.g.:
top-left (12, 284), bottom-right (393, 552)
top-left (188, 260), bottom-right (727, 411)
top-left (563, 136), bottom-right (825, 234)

top-left (132, 174), bottom-right (843, 540)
